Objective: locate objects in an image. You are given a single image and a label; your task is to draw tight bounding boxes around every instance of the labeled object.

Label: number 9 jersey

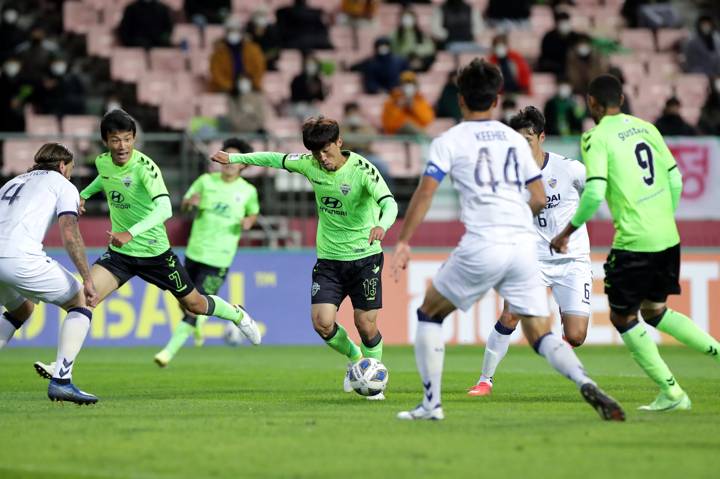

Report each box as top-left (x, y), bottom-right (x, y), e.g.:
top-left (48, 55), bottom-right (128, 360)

top-left (424, 120), bottom-right (540, 241)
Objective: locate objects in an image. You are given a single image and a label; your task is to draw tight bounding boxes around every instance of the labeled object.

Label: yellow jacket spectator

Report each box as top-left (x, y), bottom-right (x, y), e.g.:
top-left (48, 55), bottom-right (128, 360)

top-left (381, 71), bottom-right (435, 135)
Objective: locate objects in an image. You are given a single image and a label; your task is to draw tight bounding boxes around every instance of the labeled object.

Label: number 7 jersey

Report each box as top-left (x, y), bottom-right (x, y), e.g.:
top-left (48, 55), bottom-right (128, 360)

top-left (581, 114), bottom-right (679, 252)
top-left (426, 120), bottom-right (540, 240)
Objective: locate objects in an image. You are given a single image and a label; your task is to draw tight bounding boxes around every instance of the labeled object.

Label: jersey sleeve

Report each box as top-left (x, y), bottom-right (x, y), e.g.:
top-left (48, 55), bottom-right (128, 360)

top-left (580, 128), bottom-right (608, 182)
top-left (139, 159), bottom-right (170, 200)
top-left (281, 153), bottom-right (314, 175)
top-left (56, 180), bottom-right (81, 217)
top-left (569, 159), bottom-right (586, 193)
top-left (245, 186), bottom-right (260, 216)
top-left (424, 136), bottom-right (451, 182)
top-left (183, 175), bottom-right (205, 200)
top-left (80, 175), bottom-right (103, 200)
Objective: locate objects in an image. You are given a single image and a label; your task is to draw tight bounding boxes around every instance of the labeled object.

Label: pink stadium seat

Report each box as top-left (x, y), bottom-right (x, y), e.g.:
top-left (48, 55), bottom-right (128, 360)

top-left (161, 0), bottom-right (183, 11)
top-left (189, 49), bottom-right (211, 77)
top-left (357, 95), bottom-right (386, 129)
top-left (263, 72), bottom-right (291, 100)
top-left (657, 29), bottom-right (688, 51)
top-left (532, 73), bottom-right (557, 98)
top-left (110, 48), bottom-right (147, 83)
top-left (592, 12), bottom-right (621, 34)
top-left (620, 29), bottom-right (655, 52)
top-left (646, 53), bottom-right (680, 79)
top-left (329, 72), bottom-right (363, 101)
top-left (570, 14), bottom-right (591, 31)
top-left (137, 72), bottom-right (172, 106)
top-left (25, 115), bottom-right (60, 135)
top-left (86, 27), bottom-right (115, 58)
top-left (63, 1), bottom-right (98, 35)
top-left (430, 52), bottom-right (457, 74)
top-left (372, 140), bottom-right (408, 177)
top-left (330, 26), bottom-right (355, 52)
top-left (204, 25), bottom-right (226, 49)
top-left (172, 24), bottom-right (202, 49)
top-left (149, 48), bottom-right (187, 73)
top-left (508, 30), bottom-right (541, 60)
top-left (159, 100), bottom-right (195, 130)
top-left (267, 118), bottom-right (301, 137)
top-left (2, 140), bottom-right (47, 176)
top-left (99, 3), bottom-right (126, 28)
top-left (418, 72), bottom-right (445, 104)
top-left (680, 106), bottom-right (701, 126)
top-left (530, 5), bottom-right (554, 33)
top-left (277, 50), bottom-right (303, 76)
top-left (674, 74), bottom-right (709, 102)
top-left (62, 115), bottom-right (99, 136)
top-left (175, 74), bottom-right (199, 98)
top-left (197, 93), bottom-right (229, 117)
top-left (426, 118), bottom-right (457, 137)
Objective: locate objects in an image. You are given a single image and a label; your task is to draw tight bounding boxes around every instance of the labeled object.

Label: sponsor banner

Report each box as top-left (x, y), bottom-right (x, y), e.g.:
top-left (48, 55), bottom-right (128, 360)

top-left (8, 251), bottom-right (720, 347)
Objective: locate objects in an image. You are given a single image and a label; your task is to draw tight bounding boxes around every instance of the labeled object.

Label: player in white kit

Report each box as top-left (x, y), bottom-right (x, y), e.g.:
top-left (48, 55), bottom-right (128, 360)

top-left (469, 106), bottom-right (593, 396)
top-left (391, 60), bottom-right (623, 421)
top-left (0, 143), bottom-right (99, 404)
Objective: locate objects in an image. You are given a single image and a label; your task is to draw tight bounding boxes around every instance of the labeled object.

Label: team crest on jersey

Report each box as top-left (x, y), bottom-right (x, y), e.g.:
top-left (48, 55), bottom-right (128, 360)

top-left (548, 177), bottom-right (557, 189)
top-left (122, 176), bottom-right (132, 188)
top-left (235, 194), bottom-right (243, 202)
top-left (340, 183), bottom-right (351, 196)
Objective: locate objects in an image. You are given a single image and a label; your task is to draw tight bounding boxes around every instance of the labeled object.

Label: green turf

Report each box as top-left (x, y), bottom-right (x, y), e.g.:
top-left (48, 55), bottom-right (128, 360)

top-left (0, 345), bottom-right (717, 479)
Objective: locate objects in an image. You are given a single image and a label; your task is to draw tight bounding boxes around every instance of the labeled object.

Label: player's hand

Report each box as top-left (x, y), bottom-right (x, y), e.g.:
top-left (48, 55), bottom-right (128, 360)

top-left (211, 150), bottom-right (230, 164)
top-left (368, 226), bottom-right (385, 244)
top-left (79, 198), bottom-right (86, 215)
top-left (182, 194), bottom-right (201, 213)
top-left (83, 280), bottom-right (99, 308)
top-left (107, 230), bottom-right (133, 248)
top-left (391, 241), bottom-right (411, 282)
top-left (550, 232), bottom-right (570, 254)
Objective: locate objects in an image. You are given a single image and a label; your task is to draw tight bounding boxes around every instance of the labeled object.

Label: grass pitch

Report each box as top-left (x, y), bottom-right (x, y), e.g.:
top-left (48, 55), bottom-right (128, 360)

top-left (0, 345), bottom-right (717, 479)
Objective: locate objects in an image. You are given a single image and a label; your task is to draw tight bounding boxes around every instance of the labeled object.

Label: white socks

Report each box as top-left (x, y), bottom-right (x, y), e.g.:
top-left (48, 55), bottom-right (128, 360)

top-left (415, 319), bottom-right (445, 410)
top-left (479, 321), bottom-right (514, 383)
top-left (53, 308), bottom-right (92, 381)
top-left (535, 333), bottom-right (593, 388)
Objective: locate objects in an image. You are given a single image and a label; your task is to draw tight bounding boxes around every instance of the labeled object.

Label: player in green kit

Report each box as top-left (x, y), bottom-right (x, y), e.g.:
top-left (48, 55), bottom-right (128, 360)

top-left (551, 75), bottom-right (720, 411)
top-left (211, 117), bottom-right (398, 399)
top-left (33, 111), bottom-right (261, 381)
top-left (154, 138), bottom-right (259, 367)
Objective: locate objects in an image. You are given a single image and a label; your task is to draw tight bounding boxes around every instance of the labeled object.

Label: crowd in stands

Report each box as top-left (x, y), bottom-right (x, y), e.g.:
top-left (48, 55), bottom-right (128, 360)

top-left (2, 0), bottom-right (720, 178)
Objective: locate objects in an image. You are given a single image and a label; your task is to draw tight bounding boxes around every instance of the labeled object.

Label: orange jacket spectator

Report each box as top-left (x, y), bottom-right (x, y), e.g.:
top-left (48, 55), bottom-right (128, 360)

top-left (341, 0), bottom-right (378, 20)
top-left (209, 38), bottom-right (266, 92)
top-left (381, 72), bottom-right (435, 134)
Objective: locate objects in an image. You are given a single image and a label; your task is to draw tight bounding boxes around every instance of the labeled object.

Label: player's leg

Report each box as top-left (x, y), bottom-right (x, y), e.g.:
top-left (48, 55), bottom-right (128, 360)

top-left (604, 248), bottom-right (688, 411)
top-left (470, 300), bottom-right (519, 396)
top-left (641, 244), bottom-right (719, 363)
top-left (348, 252), bottom-right (385, 362)
top-left (0, 287), bottom-right (34, 349)
top-left (551, 260), bottom-right (592, 347)
top-left (312, 304), bottom-right (361, 362)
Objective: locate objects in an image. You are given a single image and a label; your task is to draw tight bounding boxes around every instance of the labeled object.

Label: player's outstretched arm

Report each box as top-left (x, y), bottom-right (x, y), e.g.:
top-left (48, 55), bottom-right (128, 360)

top-left (212, 150), bottom-right (286, 169)
top-left (79, 175), bottom-right (103, 201)
top-left (551, 179), bottom-right (606, 253)
top-left (58, 214), bottom-right (98, 307)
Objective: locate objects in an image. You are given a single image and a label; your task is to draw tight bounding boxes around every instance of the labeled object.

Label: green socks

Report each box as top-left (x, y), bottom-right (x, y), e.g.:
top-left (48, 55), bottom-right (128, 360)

top-left (650, 309), bottom-right (720, 362)
top-left (207, 295), bottom-right (243, 324)
top-left (361, 336), bottom-right (383, 361)
top-left (621, 322), bottom-right (683, 397)
top-left (325, 324), bottom-right (362, 362)
top-left (163, 321), bottom-right (194, 358)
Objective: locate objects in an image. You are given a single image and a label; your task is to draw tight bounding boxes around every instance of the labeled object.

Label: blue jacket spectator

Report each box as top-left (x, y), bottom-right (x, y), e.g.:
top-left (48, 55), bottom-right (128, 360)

top-left (684, 15), bottom-right (720, 76)
top-left (353, 37), bottom-right (408, 94)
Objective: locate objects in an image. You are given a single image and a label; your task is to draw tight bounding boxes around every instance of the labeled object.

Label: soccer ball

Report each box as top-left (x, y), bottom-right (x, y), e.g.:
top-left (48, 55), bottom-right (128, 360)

top-left (223, 322), bottom-right (245, 346)
top-left (348, 358), bottom-right (389, 397)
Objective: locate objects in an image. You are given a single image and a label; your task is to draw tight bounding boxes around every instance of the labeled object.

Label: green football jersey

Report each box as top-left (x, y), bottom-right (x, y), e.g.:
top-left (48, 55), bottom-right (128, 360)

top-left (581, 114), bottom-right (680, 252)
top-left (229, 150), bottom-right (397, 261)
top-left (185, 172), bottom-right (259, 269)
top-left (81, 149), bottom-right (171, 257)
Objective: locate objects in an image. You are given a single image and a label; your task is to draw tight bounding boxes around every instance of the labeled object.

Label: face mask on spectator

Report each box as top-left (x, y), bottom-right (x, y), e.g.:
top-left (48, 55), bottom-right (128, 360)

top-left (3, 61), bottom-right (20, 77)
top-left (503, 111), bottom-right (514, 123)
top-left (106, 101), bottom-right (122, 112)
top-left (700, 22), bottom-right (713, 35)
top-left (494, 44), bottom-right (508, 58)
top-left (238, 78), bottom-right (252, 94)
top-left (576, 43), bottom-right (591, 57)
top-left (558, 20), bottom-right (572, 35)
top-left (377, 45), bottom-right (391, 56)
top-left (50, 61), bottom-right (67, 76)
top-left (3, 9), bottom-right (18, 24)
top-left (401, 14), bottom-right (415, 28)
top-left (346, 114), bottom-right (361, 127)
top-left (226, 31), bottom-right (242, 45)
top-left (254, 16), bottom-right (269, 28)
top-left (305, 62), bottom-right (319, 76)
top-left (558, 84), bottom-right (572, 98)
top-left (402, 83), bottom-right (417, 98)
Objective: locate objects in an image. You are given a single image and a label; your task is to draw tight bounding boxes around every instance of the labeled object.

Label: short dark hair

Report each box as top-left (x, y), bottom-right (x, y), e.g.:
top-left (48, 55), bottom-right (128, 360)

top-left (588, 74), bottom-right (623, 108)
top-left (30, 143), bottom-right (74, 172)
top-left (509, 106), bottom-right (546, 135)
top-left (101, 109), bottom-right (136, 140)
top-left (456, 59), bottom-right (503, 112)
top-left (302, 117), bottom-right (340, 151)
top-left (222, 138), bottom-right (253, 153)
top-left (665, 96), bottom-right (681, 108)
top-left (344, 101), bottom-right (359, 114)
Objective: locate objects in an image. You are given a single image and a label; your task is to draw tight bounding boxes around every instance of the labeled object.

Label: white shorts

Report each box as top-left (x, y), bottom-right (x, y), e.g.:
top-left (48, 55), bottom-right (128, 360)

top-left (433, 235), bottom-right (549, 316)
top-left (0, 256), bottom-right (82, 310)
top-left (540, 258), bottom-right (592, 317)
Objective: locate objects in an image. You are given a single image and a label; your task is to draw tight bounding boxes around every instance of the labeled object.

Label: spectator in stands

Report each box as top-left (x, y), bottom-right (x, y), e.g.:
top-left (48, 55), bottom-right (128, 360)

top-left (543, 80), bottom-right (584, 136)
top-left (390, 7), bottom-right (437, 72)
top-left (654, 96), bottom-right (697, 136)
top-left (431, 0), bottom-right (483, 52)
top-left (15, 26), bottom-right (59, 84)
top-left (209, 17), bottom-right (266, 93)
top-left (30, 57), bottom-right (86, 117)
top-left (224, 75), bottom-right (266, 134)
top-left (0, 56), bottom-right (29, 132)
top-left (0, 5), bottom-right (24, 62)
top-left (290, 53), bottom-right (328, 119)
top-left (435, 71), bottom-right (462, 122)
top-left (118, 0), bottom-right (173, 49)
top-left (500, 97), bottom-right (518, 125)
top-left (537, 11), bottom-right (582, 78)
top-left (340, 0), bottom-right (379, 23)
top-left (683, 15), bottom-right (720, 76)
top-left (246, 8), bottom-right (281, 71)
top-left (698, 76), bottom-right (720, 135)
top-left (381, 70), bottom-right (435, 135)
top-left (354, 37), bottom-right (408, 94)
top-left (484, 0), bottom-right (531, 29)
top-left (488, 33), bottom-right (532, 95)
top-left (276, 0), bottom-right (333, 50)
top-left (566, 34), bottom-right (608, 96)
top-left (184, 0), bottom-right (230, 26)
top-left (607, 66), bottom-right (633, 115)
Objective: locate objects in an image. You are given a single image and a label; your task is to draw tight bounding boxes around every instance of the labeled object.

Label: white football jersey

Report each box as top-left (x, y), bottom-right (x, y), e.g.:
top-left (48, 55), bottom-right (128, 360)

top-left (0, 170), bottom-right (80, 257)
top-left (533, 151), bottom-right (590, 262)
top-left (426, 120), bottom-right (540, 240)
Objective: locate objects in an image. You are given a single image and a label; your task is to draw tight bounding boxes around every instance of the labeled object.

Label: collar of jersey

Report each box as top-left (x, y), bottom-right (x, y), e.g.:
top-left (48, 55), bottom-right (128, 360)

top-left (541, 152), bottom-right (549, 170)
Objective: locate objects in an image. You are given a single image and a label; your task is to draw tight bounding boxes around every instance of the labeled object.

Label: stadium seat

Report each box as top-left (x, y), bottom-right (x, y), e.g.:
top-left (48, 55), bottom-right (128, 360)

top-left (2, 140), bottom-right (47, 176)
top-left (110, 48), bottom-right (147, 83)
top-left (329, 72), bottom-right (363, 101)
top-left (646, 53), bottom-right (680, 79)
top-left (263, 72), bottom-right (292, 100)
top-left (427, 118), bottom-right (457, 137)
top-left (674, 74), bottom-right (709, 105)
top-left (63, 1), bottom-right (98, 35)
top-left (159, 100), bottom-right (195, 130)
top-left (680, 106), bottom-right (702, 126)
top-left (657, 28), bottom-right (688, 51)
top-left (418, 72), bottom-right (446, 104)
top-left (508, 30), bottom-right (541, 61)
top-left (161, 0), bottom-right (183, 11)
top-left (620, 29), bottom-right (655, 53)
top-left (277, 50), bottom-right (303, 76)
top-left (25, 115), bottom-right (60, 135)
top-left (172, 24), bottom-right (202, 50)
top-left (532, 73), bottom-right (557, 98)
top-left (430, 52), bottom-right (457, 74)
top-left (372, 140), bottom-right (410, 177)
top-left (530, 5), bottom-right (554, 33)
top-left (137, 72), bottom-right (172, 106)
top-left (149, 48), bottom-right (188, 73)
top-left (189, 49), bottom-right (211, 77)
top-left (197, 93), bottom-right (229, 118)
top-left (357, 95), bottom-right (386, 129)
top-left (62, 115), bottom-right (99, 136)
top-left (204, 25), bottom-right (226, 49)
top-left (86, 27), bottom-right (115, 58)
top-left (267, 117), bottom-right (301, 137)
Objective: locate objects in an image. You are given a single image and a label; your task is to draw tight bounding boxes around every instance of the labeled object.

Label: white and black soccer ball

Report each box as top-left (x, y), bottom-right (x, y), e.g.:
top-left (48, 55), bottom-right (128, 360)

top-left (223, 322), bottom-right (245, 346)
top-left (349, 358), bottom-right (388, 397)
